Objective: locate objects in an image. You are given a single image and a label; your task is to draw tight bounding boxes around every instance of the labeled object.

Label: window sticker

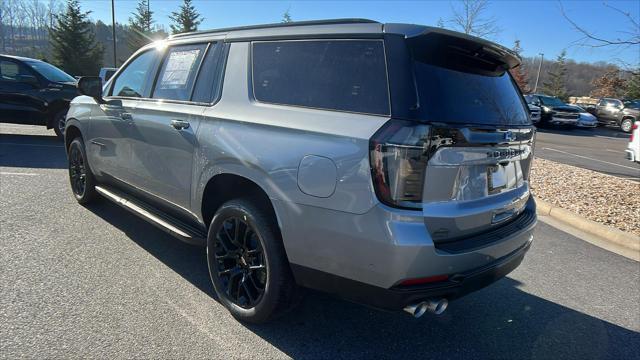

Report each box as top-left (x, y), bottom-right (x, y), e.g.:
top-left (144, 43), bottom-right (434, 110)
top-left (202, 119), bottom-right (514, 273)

top-left (160, 49), bottom-right (201, 89)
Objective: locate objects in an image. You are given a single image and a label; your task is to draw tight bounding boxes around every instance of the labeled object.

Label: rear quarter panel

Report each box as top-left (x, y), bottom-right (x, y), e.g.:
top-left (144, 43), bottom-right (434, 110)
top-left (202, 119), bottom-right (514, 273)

top-left (194, 41), bottom-right (389, 217)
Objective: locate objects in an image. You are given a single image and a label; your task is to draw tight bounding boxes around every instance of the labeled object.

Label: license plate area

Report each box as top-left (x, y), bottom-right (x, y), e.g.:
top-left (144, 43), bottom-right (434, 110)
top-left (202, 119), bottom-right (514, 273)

top-left (487, 161), bottom-right (521, 195)
top-left (488, 164), bottom-right (507, 194)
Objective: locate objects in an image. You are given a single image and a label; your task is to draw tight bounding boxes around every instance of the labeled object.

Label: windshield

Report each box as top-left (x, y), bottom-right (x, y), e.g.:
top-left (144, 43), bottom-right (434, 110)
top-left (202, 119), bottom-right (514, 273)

top-left (623, 100), bottom-right (640, 109)
top-left (25, 61), bottom-right (75, 83)
top-left (412, 61), bottom-right (529, 126)
top-left (538, 96), bottom-right (566, 107)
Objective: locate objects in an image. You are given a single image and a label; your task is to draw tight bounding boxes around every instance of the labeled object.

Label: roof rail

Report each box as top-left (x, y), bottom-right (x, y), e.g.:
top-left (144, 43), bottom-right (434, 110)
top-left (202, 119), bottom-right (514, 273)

top-left (171, 18), bottom-right (379, 38)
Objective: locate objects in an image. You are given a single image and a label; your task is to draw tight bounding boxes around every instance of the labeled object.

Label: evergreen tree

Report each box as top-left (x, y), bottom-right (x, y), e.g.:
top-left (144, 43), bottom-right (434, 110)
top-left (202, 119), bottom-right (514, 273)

top-left (282, 8), bottom-right (292, 23)
top-left (623, 72), bottom-right (640, 99)
top-left (49, 0), bottom-right (103, 76)
top-left (169, 0), bottom-right (204, 34)
top-left (509, 40), bottom-right (530, 93)
top-left (128, 0), bottom-right (155, 51)
top-left (542, 50), bottom-right (569, 100)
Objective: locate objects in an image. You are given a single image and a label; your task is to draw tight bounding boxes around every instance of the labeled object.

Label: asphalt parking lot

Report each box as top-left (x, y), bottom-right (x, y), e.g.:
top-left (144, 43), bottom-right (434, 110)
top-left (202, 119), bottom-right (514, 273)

top-left (1, 124), bottom-right (639, 359)
top-left (535, 126), bottom-right (640, 181)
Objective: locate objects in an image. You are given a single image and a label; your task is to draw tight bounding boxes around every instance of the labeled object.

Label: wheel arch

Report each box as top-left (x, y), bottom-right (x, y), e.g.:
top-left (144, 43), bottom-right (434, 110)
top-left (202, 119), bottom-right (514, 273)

top-left (201, 173), bottom-right (281, 233)
top-left (64, 120), bottom-right (83, 153)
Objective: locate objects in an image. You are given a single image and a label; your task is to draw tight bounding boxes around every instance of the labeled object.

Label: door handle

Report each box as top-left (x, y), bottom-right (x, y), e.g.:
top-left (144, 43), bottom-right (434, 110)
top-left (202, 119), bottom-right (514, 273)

top-left (170, 119), bottom-right (190, 130)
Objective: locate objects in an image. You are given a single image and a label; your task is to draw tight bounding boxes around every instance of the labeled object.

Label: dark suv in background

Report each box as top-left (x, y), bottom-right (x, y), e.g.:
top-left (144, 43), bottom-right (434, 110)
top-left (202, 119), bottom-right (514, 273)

top-left (525, 94), bottom-right (579, 127)
top-left (0, 54), bottom-right (78, 138)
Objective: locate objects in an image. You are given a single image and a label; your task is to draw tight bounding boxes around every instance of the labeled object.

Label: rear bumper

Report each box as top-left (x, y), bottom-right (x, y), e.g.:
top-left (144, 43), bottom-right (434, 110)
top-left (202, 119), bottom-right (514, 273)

top-left (275, 196), bottom-right (536, 310)
top-left (291, 238), bottom-right (531, 311)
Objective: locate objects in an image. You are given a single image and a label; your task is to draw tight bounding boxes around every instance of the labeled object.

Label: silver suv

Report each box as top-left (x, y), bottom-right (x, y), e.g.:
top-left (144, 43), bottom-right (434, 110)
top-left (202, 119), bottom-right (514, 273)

top-left (65, 19), bottom-right (537, 323)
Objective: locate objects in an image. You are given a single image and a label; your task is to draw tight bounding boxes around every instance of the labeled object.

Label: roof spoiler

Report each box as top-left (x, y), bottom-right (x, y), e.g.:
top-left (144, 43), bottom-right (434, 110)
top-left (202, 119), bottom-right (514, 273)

top-left (391, 25), bottom-right (520, 73)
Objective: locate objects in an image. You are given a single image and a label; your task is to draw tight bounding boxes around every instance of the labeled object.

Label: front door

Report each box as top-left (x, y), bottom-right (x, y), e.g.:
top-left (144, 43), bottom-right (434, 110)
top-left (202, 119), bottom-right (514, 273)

top-left (85, 48), bottom-right (161, 184)
top-left (0, 59), bottom-right (44, 125)
top-left (86, 98), bottom-right (139, 181)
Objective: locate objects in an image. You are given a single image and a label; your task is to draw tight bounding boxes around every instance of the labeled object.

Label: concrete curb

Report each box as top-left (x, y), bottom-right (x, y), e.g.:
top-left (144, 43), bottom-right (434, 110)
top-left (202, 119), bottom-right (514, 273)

top-left (536, 198), bottom-right (640, 252)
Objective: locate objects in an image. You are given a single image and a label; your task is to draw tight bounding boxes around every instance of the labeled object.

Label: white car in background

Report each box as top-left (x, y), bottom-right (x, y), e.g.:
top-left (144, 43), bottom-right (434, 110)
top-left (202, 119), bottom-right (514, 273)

top-left (576, 109), bottom-right (598, 128)
top-left (625, 120), bottom-right (640, 163)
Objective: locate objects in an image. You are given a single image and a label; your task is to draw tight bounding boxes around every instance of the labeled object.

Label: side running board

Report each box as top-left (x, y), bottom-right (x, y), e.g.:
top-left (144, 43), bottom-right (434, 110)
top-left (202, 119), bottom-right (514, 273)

top-left (95, 185), bottom-right (206, 246)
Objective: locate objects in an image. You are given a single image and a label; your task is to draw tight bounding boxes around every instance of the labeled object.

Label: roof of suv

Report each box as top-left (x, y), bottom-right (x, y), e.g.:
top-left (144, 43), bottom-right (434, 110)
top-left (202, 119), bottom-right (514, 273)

top-left (0, 54), bottom-right (44, 63)
top-left (167, 19), bottom-right (519, 68)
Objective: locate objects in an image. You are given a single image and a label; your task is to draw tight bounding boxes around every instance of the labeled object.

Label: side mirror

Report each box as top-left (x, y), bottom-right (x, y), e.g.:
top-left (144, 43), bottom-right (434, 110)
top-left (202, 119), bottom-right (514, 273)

top-left (77, 76), bottom-right (104, 103)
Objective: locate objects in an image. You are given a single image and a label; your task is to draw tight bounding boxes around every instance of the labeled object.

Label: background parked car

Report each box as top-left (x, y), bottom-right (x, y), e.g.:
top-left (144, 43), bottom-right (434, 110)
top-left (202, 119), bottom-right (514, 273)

top-left (0, 54), bottom-right (78, 138)
top-left (626, 120), bottom-right (640, 163)
top-left (593, 98), bottom-right (639, 133)
top-left (576, 107), bottom-right (598, 128)
top-left (525, 94), bottom-right (580, 127)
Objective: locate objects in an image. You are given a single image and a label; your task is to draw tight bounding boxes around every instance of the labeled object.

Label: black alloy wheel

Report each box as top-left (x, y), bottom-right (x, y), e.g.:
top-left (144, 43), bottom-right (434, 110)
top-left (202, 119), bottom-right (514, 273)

top-left (69, 143), bottom-right (87, 197)
top-left (207, 198), bottom-right (299, 323)
top-left (213, 216), bottom-right (267, 308)
top-left (67, 138), bottom-right (97, 204)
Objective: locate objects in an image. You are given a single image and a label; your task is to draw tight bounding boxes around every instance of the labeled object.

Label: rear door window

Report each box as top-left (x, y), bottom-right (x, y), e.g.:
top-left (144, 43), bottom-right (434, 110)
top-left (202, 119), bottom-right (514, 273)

top-left (252, 40), bottom-right (390, 115)
top-left (153, 43), bottom-right (207, 101)
top-left (192, 42), bottom-right (225, 103)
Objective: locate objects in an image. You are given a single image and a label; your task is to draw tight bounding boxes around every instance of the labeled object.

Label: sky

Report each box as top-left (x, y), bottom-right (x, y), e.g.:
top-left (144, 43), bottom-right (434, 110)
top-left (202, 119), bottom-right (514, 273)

top-left (82, 0), bottom-right (640, 65)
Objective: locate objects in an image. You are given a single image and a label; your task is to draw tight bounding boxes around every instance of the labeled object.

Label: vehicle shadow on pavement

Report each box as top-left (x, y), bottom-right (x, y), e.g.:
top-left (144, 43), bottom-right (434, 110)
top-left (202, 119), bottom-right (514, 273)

top-left (85, 200), bottom-right (640, 360)
top-left (0, 133), bottom-right (67, 169)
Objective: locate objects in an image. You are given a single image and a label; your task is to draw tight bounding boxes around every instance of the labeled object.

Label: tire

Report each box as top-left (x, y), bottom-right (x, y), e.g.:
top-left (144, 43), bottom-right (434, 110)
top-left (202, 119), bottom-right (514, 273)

top-left (52, 110), bottom-right (67, 139)
top-left (620, 118), bottom-right (634, 133)
top-left (207, 198), bottom-right (298, 323)
top-left (67, 137), bottom-right (98, 204)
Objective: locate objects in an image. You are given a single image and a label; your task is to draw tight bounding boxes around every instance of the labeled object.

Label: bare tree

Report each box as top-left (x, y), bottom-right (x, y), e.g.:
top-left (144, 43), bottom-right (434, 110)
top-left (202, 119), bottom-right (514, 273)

top-left (560, 1), bottom-right (639, 48)
top-left (449, 0), bottom-right (500, 38)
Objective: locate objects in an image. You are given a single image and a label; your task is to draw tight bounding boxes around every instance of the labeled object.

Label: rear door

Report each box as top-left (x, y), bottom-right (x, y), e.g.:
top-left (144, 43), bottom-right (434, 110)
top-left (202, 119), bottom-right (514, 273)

top-left (128, 42), bottom-right (224, 210)
top-left (87, 49), bottom-right (161, 181)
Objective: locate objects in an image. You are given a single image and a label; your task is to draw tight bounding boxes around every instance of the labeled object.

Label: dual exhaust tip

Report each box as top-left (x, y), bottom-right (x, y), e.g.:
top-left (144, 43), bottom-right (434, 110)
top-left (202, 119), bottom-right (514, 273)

top-left (403, 298), bottom-right (448, 318)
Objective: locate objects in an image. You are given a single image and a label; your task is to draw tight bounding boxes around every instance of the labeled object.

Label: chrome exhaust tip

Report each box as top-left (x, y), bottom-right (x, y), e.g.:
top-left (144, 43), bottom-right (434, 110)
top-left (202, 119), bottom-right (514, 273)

top-left (403, 302), bottom-right (429, 318)
top-left (425, 298), bottom-right (448, 315)
top-left (403, 299), bottom-right (448, 318)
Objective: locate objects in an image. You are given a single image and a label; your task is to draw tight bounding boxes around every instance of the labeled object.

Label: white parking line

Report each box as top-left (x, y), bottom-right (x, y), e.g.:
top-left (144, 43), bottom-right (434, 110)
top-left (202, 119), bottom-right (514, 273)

top-left (0, 142), bottom-right (63, 148)
top-left (542, 147), bottom-right (640, 171)
top-left (0, 172), bottom-right (39, 176)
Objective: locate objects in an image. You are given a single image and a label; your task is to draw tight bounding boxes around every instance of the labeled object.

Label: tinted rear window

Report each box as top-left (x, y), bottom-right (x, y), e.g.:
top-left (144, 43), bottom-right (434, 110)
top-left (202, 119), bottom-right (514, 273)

top-left (413, 62), bottom-right (529, 126)
top-left (252, 40), bottom-right (390, 115)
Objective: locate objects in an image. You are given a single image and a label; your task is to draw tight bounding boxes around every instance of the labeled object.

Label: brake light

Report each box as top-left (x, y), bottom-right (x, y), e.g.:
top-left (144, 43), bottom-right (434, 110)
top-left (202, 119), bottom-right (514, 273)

top-left (631, 123), bottom-right (638, 142)
top-left (369, 119), bottom-right (431, 209)
top-left (399, 274), bottom-right (449, 286)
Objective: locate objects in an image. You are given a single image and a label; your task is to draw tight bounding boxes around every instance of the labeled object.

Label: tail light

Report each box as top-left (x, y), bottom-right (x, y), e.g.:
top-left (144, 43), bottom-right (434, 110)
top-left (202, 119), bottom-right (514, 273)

top-left (631, 123), bottom-right (638, 143)
top-left (369, 119), bottom-right (431, 210)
